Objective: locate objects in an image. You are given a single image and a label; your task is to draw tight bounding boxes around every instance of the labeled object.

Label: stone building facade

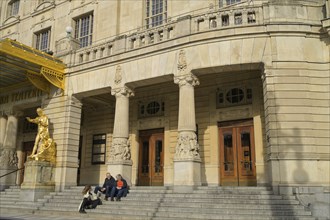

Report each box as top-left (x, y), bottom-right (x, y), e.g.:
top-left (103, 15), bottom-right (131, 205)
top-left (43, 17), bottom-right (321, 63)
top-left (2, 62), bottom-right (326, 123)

top-left (0, 0), bottom-right (329, 202)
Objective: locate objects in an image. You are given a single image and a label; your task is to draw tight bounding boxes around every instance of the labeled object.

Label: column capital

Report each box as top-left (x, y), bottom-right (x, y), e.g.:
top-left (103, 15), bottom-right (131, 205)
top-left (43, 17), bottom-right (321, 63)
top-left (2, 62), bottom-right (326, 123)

top-left (174, 73), bottom-right (200, 87)
top-left (111, 86), bottom-right (135, 98)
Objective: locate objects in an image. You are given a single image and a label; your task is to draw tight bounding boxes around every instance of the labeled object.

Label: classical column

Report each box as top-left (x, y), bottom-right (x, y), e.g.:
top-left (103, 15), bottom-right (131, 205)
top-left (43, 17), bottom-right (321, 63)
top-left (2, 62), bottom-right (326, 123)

top-left (0, 112), bottom-right (19, 191)
top-left (0, 113), bottom-right (7, 148)
top-left (173, 73), bottom-right (202, 192)
top-left (108, 86), bottom-right (134, 182)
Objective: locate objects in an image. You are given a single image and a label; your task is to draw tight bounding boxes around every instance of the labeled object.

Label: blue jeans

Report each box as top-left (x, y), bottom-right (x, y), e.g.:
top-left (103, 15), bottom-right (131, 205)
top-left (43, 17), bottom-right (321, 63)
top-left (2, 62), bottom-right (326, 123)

top-left (110, 187), bottom-right (128, 199)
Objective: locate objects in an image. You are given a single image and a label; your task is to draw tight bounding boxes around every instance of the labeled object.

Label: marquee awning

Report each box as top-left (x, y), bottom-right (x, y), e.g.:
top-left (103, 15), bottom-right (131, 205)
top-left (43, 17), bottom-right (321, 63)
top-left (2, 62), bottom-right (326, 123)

top-left (0, 38), bottom-right (66, 93)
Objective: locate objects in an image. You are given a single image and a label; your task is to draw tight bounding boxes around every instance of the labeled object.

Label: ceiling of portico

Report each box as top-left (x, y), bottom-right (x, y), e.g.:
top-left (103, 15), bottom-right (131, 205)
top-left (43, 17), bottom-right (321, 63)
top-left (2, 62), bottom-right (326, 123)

top-left (0, 38), bottom-right (65, 93)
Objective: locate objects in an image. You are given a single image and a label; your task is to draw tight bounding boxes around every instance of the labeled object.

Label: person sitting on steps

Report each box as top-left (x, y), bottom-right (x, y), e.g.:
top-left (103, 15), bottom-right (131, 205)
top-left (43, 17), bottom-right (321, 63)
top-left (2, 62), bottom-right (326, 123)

top-left (94, 172), bottom-right (116, 201)
top-left (110, 174), bottom-right (128, 201)
top-left (78, 185), bottom-right (102, 214)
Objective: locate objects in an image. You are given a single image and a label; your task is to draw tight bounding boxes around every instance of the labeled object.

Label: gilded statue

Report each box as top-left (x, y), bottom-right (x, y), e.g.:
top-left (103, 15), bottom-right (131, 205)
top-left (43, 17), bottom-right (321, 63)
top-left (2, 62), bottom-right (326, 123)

top-left (26, 108), bottom-right (56, 164)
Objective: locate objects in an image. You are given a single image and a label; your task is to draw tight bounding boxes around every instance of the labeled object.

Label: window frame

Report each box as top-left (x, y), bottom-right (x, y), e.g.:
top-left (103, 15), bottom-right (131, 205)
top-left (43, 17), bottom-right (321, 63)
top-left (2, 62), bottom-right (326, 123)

top-left (145, 0), bottom-right (167, 29)
top-left (74, 12), bottom-right (94, 48)
top-left (92, 133), bottom-right (106, 165)
top-left (7, 0), bottom-right (20, 17)
top-left (34, 28), bottom-right (51, 52)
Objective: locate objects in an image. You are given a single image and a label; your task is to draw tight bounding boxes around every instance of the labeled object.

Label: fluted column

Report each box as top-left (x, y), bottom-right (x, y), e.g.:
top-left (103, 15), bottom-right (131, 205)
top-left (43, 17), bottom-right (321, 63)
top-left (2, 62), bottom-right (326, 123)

top-left (0, 112), bottom-right (19, 190)
top-left (108, 86), bottom-right (134, 181)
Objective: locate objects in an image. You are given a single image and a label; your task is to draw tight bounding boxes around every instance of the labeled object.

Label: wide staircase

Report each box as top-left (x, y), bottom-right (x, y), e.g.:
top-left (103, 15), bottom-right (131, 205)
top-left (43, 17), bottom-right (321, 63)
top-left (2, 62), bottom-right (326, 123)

top-left (0, 186), bottom-right (315, 220)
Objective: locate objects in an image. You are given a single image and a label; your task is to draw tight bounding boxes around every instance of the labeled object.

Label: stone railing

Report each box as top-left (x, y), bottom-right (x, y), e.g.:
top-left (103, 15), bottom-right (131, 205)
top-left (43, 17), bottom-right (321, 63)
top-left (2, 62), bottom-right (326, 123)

top-left (68, 3), bottom-right (263, 66)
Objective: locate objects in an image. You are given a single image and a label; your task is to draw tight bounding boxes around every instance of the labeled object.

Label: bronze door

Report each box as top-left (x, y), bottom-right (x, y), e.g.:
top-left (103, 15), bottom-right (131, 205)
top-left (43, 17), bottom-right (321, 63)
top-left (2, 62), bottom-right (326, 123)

top-left (138, 129), bottom-right (164, 186)
top-left (219, 120), bottom-right (256, 186)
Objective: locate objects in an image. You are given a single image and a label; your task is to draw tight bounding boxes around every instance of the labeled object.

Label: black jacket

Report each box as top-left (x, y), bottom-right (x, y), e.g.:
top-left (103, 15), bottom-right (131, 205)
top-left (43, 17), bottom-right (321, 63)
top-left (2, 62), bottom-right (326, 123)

top-left (102, 176), bottom-right (116, 188)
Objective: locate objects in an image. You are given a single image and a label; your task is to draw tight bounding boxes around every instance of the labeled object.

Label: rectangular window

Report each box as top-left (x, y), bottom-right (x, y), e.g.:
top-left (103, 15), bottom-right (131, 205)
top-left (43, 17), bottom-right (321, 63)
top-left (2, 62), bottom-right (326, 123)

top-left (92, 134), bottom-right (106, 164)
top-left (219, 0), bottom-right (241, 7)
top-left (8, 0), bottom-right (20, 17)
top-left (145, 0), bottom-right (167, 29)
top-left (74, 13), bottom-right (94, 48)
top-left (35, 28), bottom-right (51, 52)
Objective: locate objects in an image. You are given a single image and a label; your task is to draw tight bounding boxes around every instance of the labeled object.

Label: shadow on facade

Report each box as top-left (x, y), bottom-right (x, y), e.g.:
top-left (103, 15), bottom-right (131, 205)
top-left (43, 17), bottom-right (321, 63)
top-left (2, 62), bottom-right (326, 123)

top-left (271, 127), bottom-right (310, 218)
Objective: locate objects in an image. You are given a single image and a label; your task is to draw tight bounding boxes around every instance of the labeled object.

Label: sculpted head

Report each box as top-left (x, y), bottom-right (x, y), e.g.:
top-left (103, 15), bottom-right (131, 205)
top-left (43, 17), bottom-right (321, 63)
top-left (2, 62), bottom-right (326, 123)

top-left (36, 108), bottom-right (44, 116)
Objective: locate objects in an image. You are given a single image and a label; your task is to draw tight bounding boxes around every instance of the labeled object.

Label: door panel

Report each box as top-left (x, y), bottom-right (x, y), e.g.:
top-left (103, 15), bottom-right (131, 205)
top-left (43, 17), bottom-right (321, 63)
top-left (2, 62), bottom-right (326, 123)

top-left (219, 120), bottom-right (256, 186)
top-left (138, 129), bottom-right (164, 186)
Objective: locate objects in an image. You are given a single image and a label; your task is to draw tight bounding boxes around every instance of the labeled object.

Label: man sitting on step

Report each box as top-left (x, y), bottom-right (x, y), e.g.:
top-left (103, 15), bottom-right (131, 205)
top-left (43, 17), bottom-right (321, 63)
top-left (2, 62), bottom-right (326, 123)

top-left (109, 174), bottom-right (128, 201)
top-left (94, 172), bottom-right (116, 201)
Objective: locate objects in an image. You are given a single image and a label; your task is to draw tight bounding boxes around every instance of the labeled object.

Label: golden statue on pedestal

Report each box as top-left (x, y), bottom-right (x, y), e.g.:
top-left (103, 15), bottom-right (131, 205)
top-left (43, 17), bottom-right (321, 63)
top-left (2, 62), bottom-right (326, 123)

top-left (26, 108), bottom-right (56, 164)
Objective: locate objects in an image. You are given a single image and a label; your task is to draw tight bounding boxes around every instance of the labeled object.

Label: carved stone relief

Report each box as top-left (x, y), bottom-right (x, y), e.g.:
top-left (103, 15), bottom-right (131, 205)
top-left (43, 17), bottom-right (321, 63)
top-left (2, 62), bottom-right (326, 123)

top-left (174, 73), bottom-right (200, 87)
top-left (177, 49), bottom-right (187, 73)
top-left (114, 65), bottom-right (122, 85)
top-left (0, 149), bottom-right (18, 167)
top-left (111, 86), bottom-right (134, 98)
top-left (109, 137), bottom-right (131, 161)
top-left (174, 131), bottom-right (200, 160)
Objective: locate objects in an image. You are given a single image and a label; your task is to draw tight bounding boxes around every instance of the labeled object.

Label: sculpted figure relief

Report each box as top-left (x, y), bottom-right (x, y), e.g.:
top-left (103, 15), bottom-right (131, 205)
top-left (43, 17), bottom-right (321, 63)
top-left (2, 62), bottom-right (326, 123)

top-left (175, 132), bottom-right (200, 160)
top-left (110, 138), bottom-right (131, 161)
top-left (26, 108), bottom-right (56, 163)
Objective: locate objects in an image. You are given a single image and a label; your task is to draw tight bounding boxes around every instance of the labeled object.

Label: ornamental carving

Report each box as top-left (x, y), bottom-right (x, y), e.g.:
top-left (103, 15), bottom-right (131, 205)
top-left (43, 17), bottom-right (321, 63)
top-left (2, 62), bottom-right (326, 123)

top-left (177, 49), bottom-right (187, 73)
top-left (0, 149), bottom-right (18, 167)
top-left (111, 86), bottom-right (135, 98)
top-left (174, 73), bottom-right (200, 87)
top-left (174, 131), bottom-right (200, 160)
top-left (110, 138), bottom-right (131, 161)
top-left (114, 65), bottom-right (122, 85)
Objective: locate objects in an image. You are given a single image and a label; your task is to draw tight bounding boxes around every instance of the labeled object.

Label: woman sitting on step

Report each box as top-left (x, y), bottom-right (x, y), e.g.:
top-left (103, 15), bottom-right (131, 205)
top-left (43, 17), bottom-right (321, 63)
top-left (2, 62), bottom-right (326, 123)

top-left (78, 185), bottom-right (102, 214)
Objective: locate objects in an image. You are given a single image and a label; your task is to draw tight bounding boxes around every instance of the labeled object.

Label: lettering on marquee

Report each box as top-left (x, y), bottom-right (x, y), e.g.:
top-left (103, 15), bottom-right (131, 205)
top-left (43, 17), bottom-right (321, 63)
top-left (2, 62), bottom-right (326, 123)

top-left (0, 89), bottom-right (44, 105)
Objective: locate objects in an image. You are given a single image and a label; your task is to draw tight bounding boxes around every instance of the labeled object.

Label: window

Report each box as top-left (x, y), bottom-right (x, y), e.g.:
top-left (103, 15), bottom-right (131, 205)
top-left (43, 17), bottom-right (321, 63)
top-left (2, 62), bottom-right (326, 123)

top-left (138, 100), bottom-right (165, 118)
top-left (217, 87), bottom-right (253, 108)
top-left (219, 0), bottom-right (241, 7)
top-left (74, 13), bottom-right (94, 48)
top-left (8, 0), bottom-right (20, 17)
top-left (35, 29), bottom-right (51, 52)
top-left (145, 0), bottom-right (167, 28)
top-left (92, 134), bottom-right (106, 164)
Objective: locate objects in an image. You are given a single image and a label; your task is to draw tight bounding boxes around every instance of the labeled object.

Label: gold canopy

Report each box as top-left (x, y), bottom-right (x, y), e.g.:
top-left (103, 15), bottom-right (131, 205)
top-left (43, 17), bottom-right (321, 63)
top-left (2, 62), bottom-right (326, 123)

top-left (0, 38), bottom-right (66, 93)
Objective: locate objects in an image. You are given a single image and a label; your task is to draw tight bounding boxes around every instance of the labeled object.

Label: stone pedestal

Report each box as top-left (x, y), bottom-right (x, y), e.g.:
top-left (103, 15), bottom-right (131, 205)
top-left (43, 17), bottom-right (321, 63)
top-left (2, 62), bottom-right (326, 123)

top-left (107, 160), bottom-right (133, 185)
top-left (173, 159), bottom-right (201, 192)
top-left (20, 160), bottom-right (55, 202)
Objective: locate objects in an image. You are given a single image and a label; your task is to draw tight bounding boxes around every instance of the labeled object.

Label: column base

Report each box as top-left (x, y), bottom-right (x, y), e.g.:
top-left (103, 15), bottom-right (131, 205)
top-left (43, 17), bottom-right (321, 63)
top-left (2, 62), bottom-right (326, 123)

top-left (173, 159), bottom-right (201, 193)
top-left (20, 160), bottom-right (55, 201)
top-left (107, 160), bottom-right (133, 185)
top-left (0, 167), bottom-right (18, 191)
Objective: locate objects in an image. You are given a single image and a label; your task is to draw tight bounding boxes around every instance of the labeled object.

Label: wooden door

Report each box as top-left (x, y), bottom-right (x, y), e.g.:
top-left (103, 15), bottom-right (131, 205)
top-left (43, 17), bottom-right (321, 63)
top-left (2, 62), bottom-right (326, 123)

top-left (138, 129), bottom-right (164, 186)
top-left (219, 120), bottom-right (256, 186)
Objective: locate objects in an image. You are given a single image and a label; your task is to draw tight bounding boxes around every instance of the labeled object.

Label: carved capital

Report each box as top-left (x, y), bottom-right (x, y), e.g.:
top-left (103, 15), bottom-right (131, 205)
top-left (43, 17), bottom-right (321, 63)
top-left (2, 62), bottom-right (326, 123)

top-left (174, 131), bottom-right (200, 160)
top-left (109, 137), bottom-right (131, 162)
top-left (0, 149), bottom-right (18, 167)
top-left (111, 86), bottom-right (134, 98)
top-left (174, 73), bottom-right (200, 87)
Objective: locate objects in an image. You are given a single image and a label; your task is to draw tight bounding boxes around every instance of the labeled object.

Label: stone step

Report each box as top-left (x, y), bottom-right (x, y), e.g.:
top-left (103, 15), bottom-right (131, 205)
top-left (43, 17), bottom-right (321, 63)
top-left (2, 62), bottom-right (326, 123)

top-left (156, 206), bottom-right (311, 215)
top-left (153, 216), bottom-right (315, 220)
top-left (154, 211), bottom-right (314, 219)
top-left (38, 205), bottom-right (155, 217)
top-left (159, 202), bottom-right (305, 210)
